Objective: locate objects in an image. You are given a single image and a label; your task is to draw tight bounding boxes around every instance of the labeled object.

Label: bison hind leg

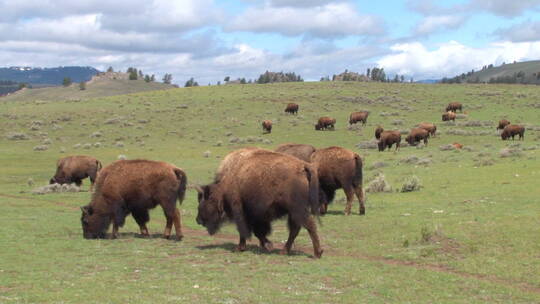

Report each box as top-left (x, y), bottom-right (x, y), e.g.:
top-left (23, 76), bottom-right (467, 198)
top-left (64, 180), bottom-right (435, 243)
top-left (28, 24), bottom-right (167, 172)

top-left (281, 216), bottom-right (301, 255)
top-left (253, 221), bottom-right (273, 252)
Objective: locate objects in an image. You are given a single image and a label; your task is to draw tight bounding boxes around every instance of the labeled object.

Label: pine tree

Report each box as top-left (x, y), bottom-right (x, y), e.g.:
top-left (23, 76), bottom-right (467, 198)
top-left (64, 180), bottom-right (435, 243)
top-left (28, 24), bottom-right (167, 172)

top-left (62, 77), bottom-right (72, 87)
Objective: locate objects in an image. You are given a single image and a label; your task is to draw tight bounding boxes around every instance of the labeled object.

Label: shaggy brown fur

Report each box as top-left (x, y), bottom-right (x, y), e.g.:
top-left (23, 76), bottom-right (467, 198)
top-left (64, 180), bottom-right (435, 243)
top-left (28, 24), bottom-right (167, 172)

top-left (406, 128), bottom-right (430, 145)
top-left (50, 155), bottom-right (102, 191)
top-left (80, 160), bottom-right (187, 240)
top-left (196, 148), bottom-right (323, 258)
top-left (315, 117), bottom-right (336, 130)
top-left (310, 146), bottom-right (364, 216)
top-left (452, 143), bottom-right (463, 149)
top-left (375, 126), bottom-right (384, 139)
top-left (497, 119), bottom-right (511, 130)
top-left (275, 143), bottom-right (316, 162)
top-left (378, 130), bottom-right (401, 152)
top-left (501, 124), bottom-right (525, 140)
top-left (262, 120), bottom-right (272, 133)
top-left (442, 111), bottom-right (456, 121)
top-left (446, 102), bottom-right (462, 112)
top-left (349, 111), bottom-right (369, 125)
top-left (284, 103), bottom-right (299, 115)
top-left (418, 122), bottom-right (437, 137)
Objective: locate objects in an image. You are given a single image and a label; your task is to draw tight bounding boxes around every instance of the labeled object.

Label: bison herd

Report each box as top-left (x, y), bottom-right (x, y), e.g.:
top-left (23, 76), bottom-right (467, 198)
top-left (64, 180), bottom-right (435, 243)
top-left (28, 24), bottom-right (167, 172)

top-left (46, 100), bottom-right (525, 259)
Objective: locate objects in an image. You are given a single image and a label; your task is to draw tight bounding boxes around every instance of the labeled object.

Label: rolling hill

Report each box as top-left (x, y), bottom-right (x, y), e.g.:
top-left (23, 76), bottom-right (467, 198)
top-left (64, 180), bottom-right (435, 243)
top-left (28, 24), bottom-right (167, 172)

top-left (0, 72), bottom-right (175, 102)
top-left (443, 60), bottom-right (540, 84)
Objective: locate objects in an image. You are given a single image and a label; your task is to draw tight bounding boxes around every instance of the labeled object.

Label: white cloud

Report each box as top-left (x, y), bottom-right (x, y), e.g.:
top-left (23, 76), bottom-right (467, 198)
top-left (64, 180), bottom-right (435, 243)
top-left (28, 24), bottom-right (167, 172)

top-left (414, 15), bottom-right (467, 36)
top-left (468, 0), bottom-right (540, 17)
top-left (377, 41), bottom-right (540, 79)
top-left (227, 2), bottom-right (384, 38)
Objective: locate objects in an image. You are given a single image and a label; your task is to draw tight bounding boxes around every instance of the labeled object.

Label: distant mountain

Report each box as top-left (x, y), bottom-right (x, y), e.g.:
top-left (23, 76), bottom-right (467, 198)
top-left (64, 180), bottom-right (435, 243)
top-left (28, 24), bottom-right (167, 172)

top-left (416, 79), bottom-right (440, 84)
top-left (441, 60), bottom-right (540, 84)
top-left (0, 80), bottom-right (21, 96)
top-left (0, 66), bottom-right (99, 85)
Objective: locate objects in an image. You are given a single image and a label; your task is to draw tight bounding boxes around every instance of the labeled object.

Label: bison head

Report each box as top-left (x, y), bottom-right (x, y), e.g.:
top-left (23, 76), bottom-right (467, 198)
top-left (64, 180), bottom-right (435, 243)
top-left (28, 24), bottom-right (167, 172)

top-left (315, 124), bottom-right (321, 130)
top-left (375, 127), bottom-right (383, 139)
top-left (195, 184), bottom-right (225, 235)
top-left (501, 132), bottom-right (508, 140)
top-left (80, 205), bottom-right (109, 239)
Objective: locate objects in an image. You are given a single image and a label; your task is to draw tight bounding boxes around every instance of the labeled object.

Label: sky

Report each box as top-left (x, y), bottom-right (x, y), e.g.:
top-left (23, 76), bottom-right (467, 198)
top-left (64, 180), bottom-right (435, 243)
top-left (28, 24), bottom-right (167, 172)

top-left (1, 0), bottom-right (540, 84)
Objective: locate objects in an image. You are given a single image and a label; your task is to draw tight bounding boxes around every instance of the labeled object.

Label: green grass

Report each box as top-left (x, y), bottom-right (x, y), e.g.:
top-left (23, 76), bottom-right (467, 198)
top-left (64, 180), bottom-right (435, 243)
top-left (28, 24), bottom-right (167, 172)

top-left (1, 82), bottom-right (539, 303)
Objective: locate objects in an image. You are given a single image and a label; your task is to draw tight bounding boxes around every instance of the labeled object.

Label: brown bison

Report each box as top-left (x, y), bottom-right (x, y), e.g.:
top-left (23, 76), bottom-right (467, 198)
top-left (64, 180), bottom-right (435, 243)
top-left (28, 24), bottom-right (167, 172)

top-left (196, 148), bottom-right (323, 258)
top-left (446, 102), bottom-right (462, 112)
top-left (275, 143), bottom-right (316, 162)
top-left (406, 128), bottom-right (430, 146)
top-left (497, 119), bottom-right (511, 130)
top-left (375, 127), bottom-right (401, 151)
top-left (418, 122), bottom-right (437, 137)
top-left (284, 103), bottom-right (299, 115)
top-left (442, 111), bottom-right (456, 122)
top-left (452, 143), bottom-right (463, 149)
top-left (80, 160), bottom-right (187, 240)
top-left (262, 120), bottom-right (272, 133)
top-left (310, 146), bottom-right (364, 216)
top-left (50, 155), bottom-right (102, 191)
top-left (501, 124), bottom-right (525, 140)
top-left (349, 111), bottom-right (369, 125)
top-left (315, 117), bottom-right (336, 130)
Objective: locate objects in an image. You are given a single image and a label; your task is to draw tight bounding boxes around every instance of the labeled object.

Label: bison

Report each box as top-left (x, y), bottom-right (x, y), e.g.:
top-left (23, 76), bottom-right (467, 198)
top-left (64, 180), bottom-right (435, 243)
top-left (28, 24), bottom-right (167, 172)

top-left (284, 103), bottom-right (299, 115)
top-left (275, 143), bottom-right (316, 162)
top-left (80, 159), bottom-right (187, 240)
top-left (262, 120), bottom-right (272, 134)
top-left (418, 122), bottom-right (437, 137)
top-left (310, 146), bottom-right (364, 216)
top-left (501, 124), bottom-right (525, 140)
top-left (196, 148), bottom-right (323, 258)
top-left (442, 111), bottom-right (456, 122)
top-left (349, 111), bottom-right (369, 125)
top-left (315, 117), bottom-right (336, 130)
top-left (452, 143), bottom-right (463, 149)
top-left (446, 102), bottom-right (462, 112)
top-left (406, 128), bottom-right (429, 146)
top-left (497, 119), bottom-right (511, 130)
top-left (50, 155), bottom-right (102, 191)
top-left (375, 127), bottom-right (401, 151)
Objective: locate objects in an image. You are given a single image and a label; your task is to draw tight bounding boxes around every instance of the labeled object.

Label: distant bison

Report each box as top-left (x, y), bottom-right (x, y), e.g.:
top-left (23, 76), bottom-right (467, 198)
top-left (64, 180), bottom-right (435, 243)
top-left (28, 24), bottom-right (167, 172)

top-left (311, 146), bottom-right (364, 215)
top-left (262, 120), bottom-right (272, 133)
top-left (315, 117), bottom-right (336, 130)
top-left (80, 160), bottom-right (187, 240)
top-left (501, 124), bottom-right (525, 140)
top-left (446, 102), bottom-right (462, 112)
top-left (196, 148), bottom-right (323, 258)
top-left (275, 143), bottom-right (316, 162)
top-left (406, 128), bottom-right (429, 146)
top-left (497, 119), bottom-right (511, 130)
top-left (442, 111), bottom-right (456, 122)
top-left (418, 122), bottom-right (437, 137)
top-left (349, 111), bottom-right (369, 125)
top-left (50, 155), bottom-right (102, 191)
top-left (452, 143), bottom-right (463, 149)
top-left (284, 103), bottom-right (299, 115)
top-left (375, 127), bottom-right (401, 152)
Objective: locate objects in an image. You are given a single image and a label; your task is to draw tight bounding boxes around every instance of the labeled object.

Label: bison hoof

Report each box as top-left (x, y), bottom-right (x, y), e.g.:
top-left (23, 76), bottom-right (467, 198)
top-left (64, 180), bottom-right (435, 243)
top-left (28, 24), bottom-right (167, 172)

top-left (262, 242), bottom-right (273, 252)
top-left (236, 244), bottom-right (247, 252)
top-left (175, 235), bottom-right (184, 241)
top-left (279, 248), bottom-right (290, 255)
top-left (313, 249), bottom-right (324, 259)
top-left (344, 210), bottom-right (351, 216)
top-left (359, 208), bottom-right (366, 215)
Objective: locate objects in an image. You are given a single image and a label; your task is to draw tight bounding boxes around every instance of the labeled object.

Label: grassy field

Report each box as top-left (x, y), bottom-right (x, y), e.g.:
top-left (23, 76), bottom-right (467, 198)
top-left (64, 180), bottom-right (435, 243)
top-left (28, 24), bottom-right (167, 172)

top-left (1, 81), bottom-right (539, 303)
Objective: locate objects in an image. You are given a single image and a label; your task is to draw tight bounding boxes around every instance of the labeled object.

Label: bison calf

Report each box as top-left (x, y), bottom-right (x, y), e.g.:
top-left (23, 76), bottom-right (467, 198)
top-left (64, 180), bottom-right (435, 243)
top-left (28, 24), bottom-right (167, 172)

top-left (501, 124), bottom-right (525, 140)
top-left (311, 146), bottom-right (364, 215)
top-left (315, 117), bottom-right (336, 130)
top-left (262, 120), bottom-right (272, 133)
top-left (284, 103), bottom-right (299, 115)
top-left (80, 160), bottom-right (187, 240)
top-left (275, 143), bottom-right (316, 162)
top-left (50, 155), bottom-right (102, 191)
top-left (349, 111), bottom-right (369, 125)
top-left (196, 148), bottom-right (323, 258)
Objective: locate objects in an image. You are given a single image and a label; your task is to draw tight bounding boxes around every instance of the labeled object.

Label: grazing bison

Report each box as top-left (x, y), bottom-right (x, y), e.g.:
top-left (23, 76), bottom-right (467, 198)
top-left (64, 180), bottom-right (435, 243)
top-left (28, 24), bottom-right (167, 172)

top-left (262, 120), bottom-right (272, 133)
top-left (406, 128), bottom-right (429, 146)
top-left (349, 111), bottom-right (369, 125)
top-left (196, 148), bottom-right (323, 258)
top-left (497, 119), bottom-right (511, 130)
top-left (310, 146), bottom-right (364, 215)
top-left (446, 102), bottom-right (462, 112)
top-left (284, 103), bottom-right (299, 115)
top-left (501, 124), bottom-right (525, 140)
top-left (50, 155), bottom-right (102, 191)
top-left (275, 143), bottom-right (316, 162)
top-left (442, 111), bottom-right (456, 122)
top-left (315, 117), bottom-right (336, 130)
top-left (375, 127), bottom-right (401, 151)
top-left (418, 122), bottom-right (437, 137)
top-left (80, 160), bottom-right (187, 240)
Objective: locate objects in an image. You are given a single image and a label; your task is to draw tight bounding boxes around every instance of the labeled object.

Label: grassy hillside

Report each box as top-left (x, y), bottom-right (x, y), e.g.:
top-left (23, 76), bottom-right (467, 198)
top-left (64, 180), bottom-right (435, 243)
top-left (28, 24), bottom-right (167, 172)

top-left (1, 82), bottom-right (539, 303)
top-left (447, 60), bottom-right (540, 84)
top-left (1, 76), bottom-right (174, 102)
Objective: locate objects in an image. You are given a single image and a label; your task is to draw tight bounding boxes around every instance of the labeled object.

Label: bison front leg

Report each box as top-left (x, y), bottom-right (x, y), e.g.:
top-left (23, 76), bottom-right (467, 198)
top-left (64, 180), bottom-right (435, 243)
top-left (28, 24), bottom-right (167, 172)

top-left (253, 221), bottom-right (273, 252)
top-left (232, 205), bottom-right (251, 252)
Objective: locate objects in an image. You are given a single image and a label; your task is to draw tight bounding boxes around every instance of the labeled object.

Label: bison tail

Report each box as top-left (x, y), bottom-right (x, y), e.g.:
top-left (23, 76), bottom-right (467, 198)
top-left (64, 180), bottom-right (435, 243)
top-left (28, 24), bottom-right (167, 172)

top-left (173, 168), bottom-right (187, 205)
top-left (304, 164), bottom-right (320, 217)
top-left (352, 154), bottom-right (363, 189)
